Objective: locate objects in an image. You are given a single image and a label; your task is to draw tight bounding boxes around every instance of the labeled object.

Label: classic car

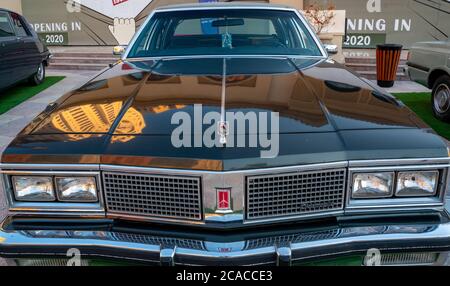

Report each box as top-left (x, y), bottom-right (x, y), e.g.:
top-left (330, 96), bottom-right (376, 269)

top-left (0, 3), bottom-right (450, 266)
top-left (405, 40), bottom-right (450, 122)
top-left (0, 8), bottom-right (51, 91)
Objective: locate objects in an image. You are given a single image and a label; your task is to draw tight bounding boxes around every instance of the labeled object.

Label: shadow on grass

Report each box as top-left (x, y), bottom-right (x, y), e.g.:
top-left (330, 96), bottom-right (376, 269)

top-left (0, 76), bottom-right (65, 115)
top-left (394, 92), bottom-right (450, 140)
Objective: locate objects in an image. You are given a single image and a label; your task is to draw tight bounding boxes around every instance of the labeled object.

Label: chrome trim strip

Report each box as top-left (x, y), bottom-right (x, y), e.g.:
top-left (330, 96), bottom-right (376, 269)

top-left (2, 159), bottom-right (447, 172)
top-left (348, 157), bottom-right (450, 167)
top-left (0, 163), bottom-right (100, 171)
top-left (107, 213), bottom-right (205, 225)
top-left (1, 219), bottom-right (450, 265)
top-left (0, 170), bottom-right (100, 175)
top-left (243, 210), bottom-right (344, 225)
top-left (100, 161), bottom-right (348, 176)
top-left (7, 211), bottom-right (106, 217)
top-left (350, 164), bottom-right (450, 171)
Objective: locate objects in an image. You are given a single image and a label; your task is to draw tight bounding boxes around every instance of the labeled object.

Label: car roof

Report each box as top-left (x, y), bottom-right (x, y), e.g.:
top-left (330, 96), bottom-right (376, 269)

top-left (155, 2), bottom-right (296, 12)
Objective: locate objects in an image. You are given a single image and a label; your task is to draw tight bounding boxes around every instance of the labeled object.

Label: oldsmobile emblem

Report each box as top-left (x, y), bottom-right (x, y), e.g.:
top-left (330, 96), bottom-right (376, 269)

top-left (216, 188), bottom-right (231, 211)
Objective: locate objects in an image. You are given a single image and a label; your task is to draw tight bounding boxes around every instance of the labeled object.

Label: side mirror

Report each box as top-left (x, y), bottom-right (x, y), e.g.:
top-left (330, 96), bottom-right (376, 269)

top-left (324, 44), bottom-right (338, 55)
top-left (113, 45), bottom-right (127, 56)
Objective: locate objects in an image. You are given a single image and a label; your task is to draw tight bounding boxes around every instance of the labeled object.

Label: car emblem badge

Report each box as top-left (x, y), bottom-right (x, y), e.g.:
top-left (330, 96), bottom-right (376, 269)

top-left (218, 121), bottom-right (229, 145)
top-left (216, 188), bottom-right (231, 211)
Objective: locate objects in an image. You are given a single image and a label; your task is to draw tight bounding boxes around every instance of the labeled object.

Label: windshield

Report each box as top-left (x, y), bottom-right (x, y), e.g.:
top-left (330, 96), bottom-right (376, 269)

top-left (127, 9), bottom-right (323, 58)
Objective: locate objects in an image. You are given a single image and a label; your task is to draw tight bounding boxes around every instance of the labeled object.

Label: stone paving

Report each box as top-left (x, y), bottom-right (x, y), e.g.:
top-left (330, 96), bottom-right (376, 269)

top-left (0, 71), bottom-right (97, 153)
top-left (0, 70), bottom-right (97, 206)
top-left (0, 70), bottom-right (97, 266)
top-left (374, 80), bottom-right (431, 93)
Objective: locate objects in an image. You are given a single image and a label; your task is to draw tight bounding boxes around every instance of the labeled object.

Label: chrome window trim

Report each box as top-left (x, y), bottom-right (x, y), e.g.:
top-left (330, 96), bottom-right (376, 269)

top-left (0, 170), bottom-right (105, 215)
top-left (126, 55), bottom-right (326, 61)
top-left (122, 5), bottom-right (327, 60)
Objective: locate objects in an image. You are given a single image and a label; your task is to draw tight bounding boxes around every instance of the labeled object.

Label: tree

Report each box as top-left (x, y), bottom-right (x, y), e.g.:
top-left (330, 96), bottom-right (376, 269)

top-left (304, 1), bottom-right (336, 34)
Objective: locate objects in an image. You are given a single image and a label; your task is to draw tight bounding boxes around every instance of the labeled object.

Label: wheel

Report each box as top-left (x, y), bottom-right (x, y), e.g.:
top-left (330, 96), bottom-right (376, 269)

top-left (431, 75), bottom-right (450, 122)
top-left (29, 62), bottom-right (45, 85)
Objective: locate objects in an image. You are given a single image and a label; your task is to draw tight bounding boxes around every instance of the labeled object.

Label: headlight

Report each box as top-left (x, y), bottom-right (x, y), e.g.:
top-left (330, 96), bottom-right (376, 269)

top-left (396, 171), bottom-right (438, 197)
top-left (55, 177), bottom-right (98, 202)
top-left (352, 173), bottom-right (393, 199)
top-left (12, 176), bottom-right (55, 201)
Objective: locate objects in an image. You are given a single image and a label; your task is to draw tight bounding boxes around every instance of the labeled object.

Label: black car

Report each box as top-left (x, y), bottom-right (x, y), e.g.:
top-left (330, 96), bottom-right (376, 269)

top-left (0, 8), bottom-right (51, 91)
top-left (0, 3), bottom-right (449, 266)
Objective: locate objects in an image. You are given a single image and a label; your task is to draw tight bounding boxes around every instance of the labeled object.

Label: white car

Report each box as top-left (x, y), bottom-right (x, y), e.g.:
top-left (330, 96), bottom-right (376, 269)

top-left (406, 40), bottom-right (450, 122)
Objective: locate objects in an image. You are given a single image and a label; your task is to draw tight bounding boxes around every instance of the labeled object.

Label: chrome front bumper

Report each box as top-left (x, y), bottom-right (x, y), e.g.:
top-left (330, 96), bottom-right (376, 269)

top-left (1, 216), bottom-right (450, 266)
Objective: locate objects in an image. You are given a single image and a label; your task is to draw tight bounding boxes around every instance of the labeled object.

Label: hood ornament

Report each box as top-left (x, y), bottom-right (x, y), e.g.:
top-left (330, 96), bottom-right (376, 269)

top-left (219, 58), bottom-right (228, 145)
top-left (218, 121), bottom-right (229, 145)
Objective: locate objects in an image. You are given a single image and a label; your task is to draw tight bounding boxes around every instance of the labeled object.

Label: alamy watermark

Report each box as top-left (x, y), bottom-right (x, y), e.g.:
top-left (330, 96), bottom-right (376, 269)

top-left (171, 104), bottom-right (280, 158)
top-left (364, 248), bottom-right (381, 266)
top-left (66, 248), bottom-right (82, 266)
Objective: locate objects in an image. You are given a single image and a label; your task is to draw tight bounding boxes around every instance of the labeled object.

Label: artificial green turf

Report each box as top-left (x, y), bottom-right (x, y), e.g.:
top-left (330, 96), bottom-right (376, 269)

top-left (0, 76), bottom-right (65, 115)
top-left (394, 92), bottom-right (450, 140)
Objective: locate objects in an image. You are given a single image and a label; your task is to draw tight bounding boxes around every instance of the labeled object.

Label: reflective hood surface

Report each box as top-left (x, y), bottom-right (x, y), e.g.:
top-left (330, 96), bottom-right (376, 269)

top-left (2, 57), bottom-right (447, 170)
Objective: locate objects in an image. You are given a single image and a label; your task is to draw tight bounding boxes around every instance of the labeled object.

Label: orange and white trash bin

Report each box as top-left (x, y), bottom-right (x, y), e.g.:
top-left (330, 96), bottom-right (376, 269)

top-left (376, 44), bottom-right (403, 88)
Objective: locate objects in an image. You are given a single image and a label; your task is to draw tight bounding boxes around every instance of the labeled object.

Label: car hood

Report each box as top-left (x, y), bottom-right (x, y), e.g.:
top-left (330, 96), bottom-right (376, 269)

top-left (2, 57), bottom-right (448, 170)
top-left (26, 57), bottom-right (425, 135)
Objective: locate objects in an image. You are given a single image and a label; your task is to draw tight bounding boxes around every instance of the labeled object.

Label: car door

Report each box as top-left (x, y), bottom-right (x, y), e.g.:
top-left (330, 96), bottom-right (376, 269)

top-left (446, 39), bottom-right (450, 70)
top-left (9, 12), bottom-right (40, 81)
top-left (0, 11), bottom-right (21, 90)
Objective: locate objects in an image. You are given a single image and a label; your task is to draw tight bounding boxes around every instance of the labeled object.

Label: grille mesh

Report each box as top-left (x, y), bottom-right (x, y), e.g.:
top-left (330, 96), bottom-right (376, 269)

top-left (103, 172), bottom-right (202, 221)
top-left (246, 169), bottom-right (346, 220)
top-left (379, 252), bottom-right (438, 266)
top-left (245, 229), bottom-right (340, 250)
top-left (110, 233), bottom-right (205, 250)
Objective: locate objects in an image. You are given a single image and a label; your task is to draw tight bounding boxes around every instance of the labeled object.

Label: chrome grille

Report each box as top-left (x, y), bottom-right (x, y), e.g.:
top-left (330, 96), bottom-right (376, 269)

top-left (379, 252), bottom-right (438, 266)
top-left (17, 259), bottom-right (89, 266)
top-left (246, 169), bottom-right (346, 220)
top-left (110, 233), bottom-right (205, 250)
top-left (245, 229), bottom-right (341, 250)
top-left (103, 172), bottom-right (202, 221)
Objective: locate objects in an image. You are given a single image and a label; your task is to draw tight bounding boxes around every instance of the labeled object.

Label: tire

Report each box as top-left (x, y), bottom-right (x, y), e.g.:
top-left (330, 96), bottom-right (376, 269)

top-left (28, 62), bottom-right (45, 86)
top-left (431, 75), bottom-right (450, 122)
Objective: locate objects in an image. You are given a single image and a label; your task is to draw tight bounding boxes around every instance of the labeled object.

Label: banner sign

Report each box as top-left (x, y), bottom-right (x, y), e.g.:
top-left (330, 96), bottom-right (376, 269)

top-left (22, 0), bottom-right (156, 45)
top-left (21, 0), bottom-right (450, 47)
top-left (306, 0), bottom-right (450, 48)
top-left (343, 33), bottom-right (386, 49)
